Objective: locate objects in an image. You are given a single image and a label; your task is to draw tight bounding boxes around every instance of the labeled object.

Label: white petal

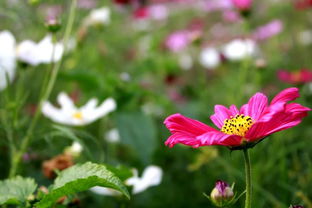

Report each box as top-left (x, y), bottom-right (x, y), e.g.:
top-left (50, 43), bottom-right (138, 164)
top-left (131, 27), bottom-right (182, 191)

top-left (16, 40), bottom-right (39, 66)
top-left (222, 39), bottom-right (257, 61)
top-left (127, 166), bottom-right (163, 194)
top-left (87, 98), bottom-right (116, 121)
top-left (105, 128), bottom-right (120, 143)
top-left (199, 47), bottom-right (220, 69)
top-left (57, 92), bottom-right (76, 111)
top-left (36, 35), bottom-right (64, 63)
top-left (90, 186), bottom-right (120, 196)
top-left (71, 141), bottom-right (83, 153)
top-left (0, 30), bottom-right (16, 90)
top-left (42, 101), bottom-right (69, 124)
top-left (85, 7), bottom-right (110, 26)
top-left (80, 98), bottom-right (98, 111)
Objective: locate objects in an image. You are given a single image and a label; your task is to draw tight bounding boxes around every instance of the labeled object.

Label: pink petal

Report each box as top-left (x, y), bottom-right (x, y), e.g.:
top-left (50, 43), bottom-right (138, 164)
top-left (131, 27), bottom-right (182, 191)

top-left (285, 103), bottom-right (311, 113)
top-left (245, 103), bottom-right (310, 141)
top-left (271, 87), bottom-right (299, 105)
top-left (165, 133), bottom-right (201, 148)
top-left (197, 131), bottom-right (242, 146)
top-left (164, 113), bottom-right (217, 148)
top-left (229, 105), bottom-right (239, 115)
top-left (164, 113), bottom-right (216, 135)
top-left (210, 105), bottom-right (233, 129)
top-left (241, 92), bottom-right (268, 121)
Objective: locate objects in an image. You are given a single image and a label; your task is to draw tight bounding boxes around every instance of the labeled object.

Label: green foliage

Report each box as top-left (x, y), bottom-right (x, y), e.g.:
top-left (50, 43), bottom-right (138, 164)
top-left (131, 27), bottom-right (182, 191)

top-left (36, 162), bottom-right (130, 208)
top-left (0, 176), bottom-right (37, 205)
top-left (116, 111), bottom-right (157, 164)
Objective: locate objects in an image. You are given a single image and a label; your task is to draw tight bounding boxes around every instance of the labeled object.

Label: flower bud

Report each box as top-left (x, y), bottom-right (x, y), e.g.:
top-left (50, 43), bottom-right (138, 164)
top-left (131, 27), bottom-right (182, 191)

top-left (45, 16), bottom-right (61, 33)
top-left (232, 0), bottom-right (252, 11)
top-left (210, 180), bottom-right (234, 207)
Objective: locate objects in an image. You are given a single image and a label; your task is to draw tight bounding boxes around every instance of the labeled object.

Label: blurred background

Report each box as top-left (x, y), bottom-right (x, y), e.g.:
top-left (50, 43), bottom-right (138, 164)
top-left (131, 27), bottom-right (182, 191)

top-left (0, 0), bottom-right (312, 207)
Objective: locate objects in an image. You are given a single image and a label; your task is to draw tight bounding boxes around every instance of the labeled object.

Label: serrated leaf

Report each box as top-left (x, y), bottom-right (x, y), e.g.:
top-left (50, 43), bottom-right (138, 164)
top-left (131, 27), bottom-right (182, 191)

top-left (116, 111), bottom-right (157, 164)
top-left (105, 164), bottom-right (133, 181)
top-left (35, 162), bottom-right (130, 208)
top-left (0, 176), bottom-right (37, 205)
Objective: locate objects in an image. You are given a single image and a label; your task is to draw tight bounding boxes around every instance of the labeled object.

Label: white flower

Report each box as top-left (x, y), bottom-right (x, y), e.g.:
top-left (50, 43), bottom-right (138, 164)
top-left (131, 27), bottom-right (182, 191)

top-left (0, 30), bottom-right (16, 91)
top-left (42, 92), bottom-right (116, 126)
top-left (84, 7), bottom-right (110, 26)
top-left (199, 47), bottom-right (220, 69)
top-left (105, 128), bottom-right (120, 143)
top-left (64, 141), bottom-right (83, 156)
top-left (90, 165), bottom-right (163, 196)
top-left (126, 165), bottom-right (163, 194)
top-left (222, 39), bottom-right (257, 61)
top-left (16, 35), bottom-right (64, 66)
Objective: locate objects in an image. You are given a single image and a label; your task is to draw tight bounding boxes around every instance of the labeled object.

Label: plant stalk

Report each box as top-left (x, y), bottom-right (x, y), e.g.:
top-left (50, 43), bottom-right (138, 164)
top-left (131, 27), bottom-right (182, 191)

top-left (8, 0), bottom-right (77, 177)
top-left (243, 148), bottom-right (252, 208)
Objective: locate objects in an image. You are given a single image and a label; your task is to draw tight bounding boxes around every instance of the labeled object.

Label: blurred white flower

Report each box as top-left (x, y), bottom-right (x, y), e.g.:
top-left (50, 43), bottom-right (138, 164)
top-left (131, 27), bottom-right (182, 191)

top-left (178, 53), bottom-right (193, 71)
top-left (42, 92), bottom-right (116, 126)
top-left (126, 165), bottom-right (163, 194)
top-left (84, 7), bottom-right (110, 26)
top-left (199, 47), bottom-right (220, 69)
top-left (120, 72), bottom-right (131, 81)
top-left (298, 30), bottom-right (312, 46)
top-left (105, 128), bottom-right (120, 143)
top-left (0, 30), bottom-right (16, 91)
top-left (64, 141), bottom-right (83, 157)
top-left (222, 39), bottom-right (257, 61)
top-left (91, 165), bottom-right (163, 196)
top-left (16, 35), bottom-right (64, 66)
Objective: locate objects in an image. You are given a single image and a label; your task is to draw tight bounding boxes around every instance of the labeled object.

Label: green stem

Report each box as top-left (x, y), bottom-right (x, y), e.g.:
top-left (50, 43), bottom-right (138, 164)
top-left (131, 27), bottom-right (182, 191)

top-left (8, 0), bottom-right (77, 178)
top-left (243, 148), bottom-right (252, 208)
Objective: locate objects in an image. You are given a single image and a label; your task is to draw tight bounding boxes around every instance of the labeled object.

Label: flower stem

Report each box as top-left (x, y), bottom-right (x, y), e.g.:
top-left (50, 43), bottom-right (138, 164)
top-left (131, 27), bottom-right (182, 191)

top-left (243, 148), bottom-right (252, 208)
top-left (8, 0), bottom-right (77, 178)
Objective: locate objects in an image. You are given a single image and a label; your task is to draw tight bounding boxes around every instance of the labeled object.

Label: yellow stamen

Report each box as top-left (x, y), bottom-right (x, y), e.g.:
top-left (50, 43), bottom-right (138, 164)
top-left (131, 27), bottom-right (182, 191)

top-left (221, 114), bottom-right (254, 137)
top-left (72, 112), bottom-right (83, 120)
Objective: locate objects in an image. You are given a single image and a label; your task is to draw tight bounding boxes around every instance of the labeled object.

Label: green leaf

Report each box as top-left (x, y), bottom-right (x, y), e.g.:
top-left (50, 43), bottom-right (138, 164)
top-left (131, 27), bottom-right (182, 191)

top-left (36, 162), bottom-right (130, 208)
top-left (105, 164), bottom-right (133, 181)
top-left (116, 111), bottom-right (157, 164)
top-left (0, 176), bottom-right (37, 205)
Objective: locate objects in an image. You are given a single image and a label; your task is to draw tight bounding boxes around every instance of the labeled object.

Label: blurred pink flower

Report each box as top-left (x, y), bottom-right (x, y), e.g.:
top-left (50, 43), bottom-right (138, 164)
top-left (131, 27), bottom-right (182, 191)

top-left (278, 69), bottom-right (312, 84)
top-left (253, 20), bottom-right (283, 41)
top-left (133, 7), bottom-right (149, 19)
top-left (164, 88), bottom-right (310, 149)
top-left (295, 0), bottom-right (312, 10)
top-left (222, 10), bottom-right (241, 22)
top-left (149, 4), bottom-right (168, 20)
top-left (165, 30), bottom-right (191, 52)
top-left (203, 0), bottom-right (233, 12)
top-left (77, 0), bottom-right (96, 9)
top-left (231, 0), bottom-right (252, 10)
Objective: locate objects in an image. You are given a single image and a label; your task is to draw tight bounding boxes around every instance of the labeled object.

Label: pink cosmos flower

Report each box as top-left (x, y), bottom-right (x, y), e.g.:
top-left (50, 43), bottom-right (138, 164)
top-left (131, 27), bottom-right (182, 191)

top-left (253, 20), bottom-right (283, 41)
top-left (165, 30), bottom-right (191, 52)
top-left (231, 0), bottom-right (252, 10)
top-left (164, 88), bottom-right (310, 149)
top-left (278, 69), bottom-right (312, 84)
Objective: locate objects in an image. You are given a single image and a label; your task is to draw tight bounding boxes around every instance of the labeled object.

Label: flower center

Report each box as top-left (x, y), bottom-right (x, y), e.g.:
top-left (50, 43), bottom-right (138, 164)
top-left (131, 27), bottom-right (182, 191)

top-left (221, 114), bottom-right (254, 137)
top-left (72, 112), bottom-right (83, 120)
